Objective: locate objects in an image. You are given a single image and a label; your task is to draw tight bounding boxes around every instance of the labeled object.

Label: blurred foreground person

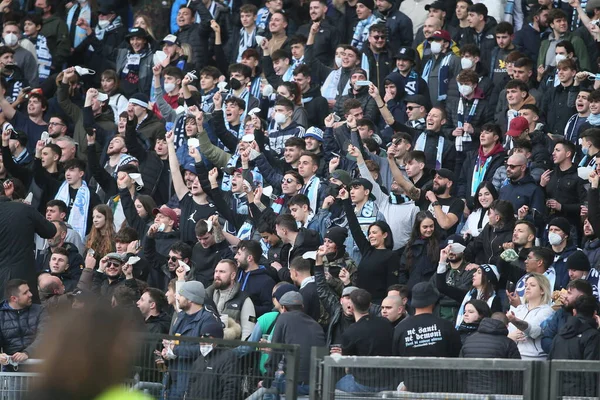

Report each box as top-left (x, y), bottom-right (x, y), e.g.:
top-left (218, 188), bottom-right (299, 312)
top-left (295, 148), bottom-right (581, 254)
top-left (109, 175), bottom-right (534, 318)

top-left (26, 304), bottom-right (151, 400)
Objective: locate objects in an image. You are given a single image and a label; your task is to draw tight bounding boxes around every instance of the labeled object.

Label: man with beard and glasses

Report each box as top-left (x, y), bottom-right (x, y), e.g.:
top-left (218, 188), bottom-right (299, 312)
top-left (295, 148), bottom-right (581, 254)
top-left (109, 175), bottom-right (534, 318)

top-left (434, 234), bottom-right (474, 322)
top-left (147, 239), bottom-right (192, 293)
top-left (46, 116), bottom-right (68, 142)
top-left (234, 240), bottom-right (276, 317)
top-left (206, 259), bottom-right (256, 340)
top-left (541, 279), bottom-right (593, 353)
top-left (91, 252), bottom-right (142, 300)
top-left (422, 168), bottom-right (464, 236)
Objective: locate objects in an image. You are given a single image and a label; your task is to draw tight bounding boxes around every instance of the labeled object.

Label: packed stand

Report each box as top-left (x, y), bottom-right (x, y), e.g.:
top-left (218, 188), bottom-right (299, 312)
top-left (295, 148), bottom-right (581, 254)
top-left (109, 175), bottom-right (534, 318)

top-left (1, 0), bottom-right (600, 397)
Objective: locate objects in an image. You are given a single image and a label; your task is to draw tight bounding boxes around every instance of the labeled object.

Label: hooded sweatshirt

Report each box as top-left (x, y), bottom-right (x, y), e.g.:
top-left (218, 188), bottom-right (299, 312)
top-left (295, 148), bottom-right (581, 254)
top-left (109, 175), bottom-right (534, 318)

top-left (237, 266), bottom-right (276, 317)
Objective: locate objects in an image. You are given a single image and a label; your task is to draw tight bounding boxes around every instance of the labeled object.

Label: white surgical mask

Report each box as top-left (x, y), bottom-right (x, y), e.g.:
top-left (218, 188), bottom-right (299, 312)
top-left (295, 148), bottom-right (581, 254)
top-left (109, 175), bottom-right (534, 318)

top-left (554, 54), bottom-right (567, 64)
top-left (273, 112), bottom-right (287, 124)
top-left (335, 56), bottom-right (343, 68)
top-left (164, 83), bottom-right (176, 93)
top-left (158, 223), bottom-right (166, 232)
top-left (3, 33), bottom-right (17, 47)
top-left (430, 41), bottom-right (442, 55)
top-left (200, 344), bottom-right (213, 357)
top-left (460, 57), bottom-right (474, 70)
top-left (458, 84), bottom-right (474, 97)
top-left (97, 19), bottom-right (110, 29)
top-left (548, 232), bottom-right (563, 246)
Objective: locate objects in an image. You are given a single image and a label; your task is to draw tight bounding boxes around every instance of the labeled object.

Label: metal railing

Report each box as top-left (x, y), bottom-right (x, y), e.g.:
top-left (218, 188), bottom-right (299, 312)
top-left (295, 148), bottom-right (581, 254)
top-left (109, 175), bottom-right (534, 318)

top-left (318, 356), bottom-right (539, 400)
top-left (548, 360), bottom-right (600, 400)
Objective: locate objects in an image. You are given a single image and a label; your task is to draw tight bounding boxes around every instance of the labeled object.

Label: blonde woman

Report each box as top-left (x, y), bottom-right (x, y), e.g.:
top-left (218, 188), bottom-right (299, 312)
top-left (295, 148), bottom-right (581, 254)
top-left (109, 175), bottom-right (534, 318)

top-left (507, 273), bottom-right (555, 360)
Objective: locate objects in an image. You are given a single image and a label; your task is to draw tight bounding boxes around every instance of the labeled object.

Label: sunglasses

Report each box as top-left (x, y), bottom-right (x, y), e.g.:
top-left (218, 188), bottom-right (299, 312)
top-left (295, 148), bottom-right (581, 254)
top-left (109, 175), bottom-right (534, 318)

top-left (506, 164), bottom-right (525, 169)
top-left (372, 35), bottom-right (386, 41)
top-left (107, 262), bottom-right (121, 268)
top-left (170, 256), bottom-right (182, 262)
top-left (406, 106), bottom-right (420, 111)
top-left (281, 177), bottom-right (298, 184)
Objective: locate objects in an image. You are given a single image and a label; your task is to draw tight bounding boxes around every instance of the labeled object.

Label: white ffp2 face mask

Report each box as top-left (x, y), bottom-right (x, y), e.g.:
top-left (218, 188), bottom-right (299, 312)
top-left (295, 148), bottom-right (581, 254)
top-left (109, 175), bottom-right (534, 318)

top-left (460, 57), bottom-right (473, 70)
top-left (430, 41), bottom-right (442, 54)
top-left (3, 33), bottom-right (17, 47)
top-left (98, 19), bottom-right (110, 29)
top-left (554, 54), bottom-right (567, 65)
top-left (458, 83), bottom-right (474, 97)
top-left (273, 112), bottom-right (287, 124)
top-left (164, 83), bottom-right (176, 93)
top-left (335, 57), bottom-right (343, 68)
top-left (548, 232), bottom-right (563, 246)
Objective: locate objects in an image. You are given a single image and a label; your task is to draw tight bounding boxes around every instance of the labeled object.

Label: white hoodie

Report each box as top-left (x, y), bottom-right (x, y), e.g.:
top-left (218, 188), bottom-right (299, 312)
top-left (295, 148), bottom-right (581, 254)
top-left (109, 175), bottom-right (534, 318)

top-left (508, 303), bottom-right (555, 360)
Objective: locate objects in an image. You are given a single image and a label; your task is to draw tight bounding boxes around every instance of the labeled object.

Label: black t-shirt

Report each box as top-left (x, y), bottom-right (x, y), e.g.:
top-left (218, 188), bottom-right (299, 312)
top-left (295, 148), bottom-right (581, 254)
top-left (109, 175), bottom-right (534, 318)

top-left (393, 313), bottom-right (462, 392)
top-left (418, 194), bottom-right (464, 235)
top-left (179, 194), bottom-right (217, 244)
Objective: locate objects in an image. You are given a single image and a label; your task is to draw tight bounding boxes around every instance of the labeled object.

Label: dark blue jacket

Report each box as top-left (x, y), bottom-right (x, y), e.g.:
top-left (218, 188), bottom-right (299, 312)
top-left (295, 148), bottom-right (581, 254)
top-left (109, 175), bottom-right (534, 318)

top-left (513, 23), bottom-right (543, 63)
top-left (499, 174), bottom-right (546, 231)
top-left (541, 307), bottom-right (570, 354)
top-left (237, 266), bottom-right (276, 317)
top-left (551, 244), bottom-right (578, 290)
top-left (167, 308), bottom-right (223, 400)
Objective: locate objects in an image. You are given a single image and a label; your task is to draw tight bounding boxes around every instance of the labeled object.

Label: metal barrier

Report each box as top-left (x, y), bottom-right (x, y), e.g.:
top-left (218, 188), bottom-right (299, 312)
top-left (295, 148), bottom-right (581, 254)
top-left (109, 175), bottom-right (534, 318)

top-left (318, 356), bottom-right (539, 400)
top-left (133, 333), bottom-right (301, 399)
top-left (548, 360), bottom-right (600, 400)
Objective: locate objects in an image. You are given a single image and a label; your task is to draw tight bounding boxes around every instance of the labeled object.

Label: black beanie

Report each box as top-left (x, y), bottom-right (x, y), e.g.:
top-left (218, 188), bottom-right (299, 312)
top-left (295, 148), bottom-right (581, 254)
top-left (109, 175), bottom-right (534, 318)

top-left (566, 250), bottom-right (591, 272)
top-left (357, 0), bottom-right (375, 10)
top-left (548, 217), bottom-right (571, 236)
top-left (325, 226), bottom-right (348, 249)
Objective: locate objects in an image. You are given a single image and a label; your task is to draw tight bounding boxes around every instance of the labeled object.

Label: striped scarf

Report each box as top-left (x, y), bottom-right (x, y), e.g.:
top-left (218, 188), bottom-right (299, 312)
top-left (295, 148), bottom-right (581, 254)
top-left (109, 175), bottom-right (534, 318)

top-left (422, 53), bottom-right (453, 102)
top-left (351, 14), bottom-right (377, 50)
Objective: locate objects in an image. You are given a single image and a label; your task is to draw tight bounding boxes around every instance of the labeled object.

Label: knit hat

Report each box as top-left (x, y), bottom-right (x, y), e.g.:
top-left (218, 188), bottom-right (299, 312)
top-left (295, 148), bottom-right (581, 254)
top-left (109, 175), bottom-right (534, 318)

top-left (325, 226), bottom-right (348, 249)
top-left (273, 283), bottom-right (298, 302)
top-left (178, 281), bottom-right (206, 305)
top-left (356, 0), bottom-right (374, 10)
top-left (330, 170), bottom-right (352, 186)
top-left (480, 264), bottom-right (500, 286)
top-left (548, 217), bottom-right (571, 236)
top-left (279, 291), bottom-right (304, 307)
top-left (129, 93), bottom-right (150, 109)
top-left (304, 127), bottom-right (324, 142)
top-left (566, 250), bottom-right (591, 272)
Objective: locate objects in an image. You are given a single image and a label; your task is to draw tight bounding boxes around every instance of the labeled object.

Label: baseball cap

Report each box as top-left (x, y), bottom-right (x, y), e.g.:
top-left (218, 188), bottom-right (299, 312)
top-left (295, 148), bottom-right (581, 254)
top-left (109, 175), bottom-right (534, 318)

top-left (435, 168), bottom-right (455, 182)
top-left (430, 30), bottom-right (451, 42)
top-left (152, 206), bottom-right (179, 228)
top-left (506, 116), bottom-right (529, 137)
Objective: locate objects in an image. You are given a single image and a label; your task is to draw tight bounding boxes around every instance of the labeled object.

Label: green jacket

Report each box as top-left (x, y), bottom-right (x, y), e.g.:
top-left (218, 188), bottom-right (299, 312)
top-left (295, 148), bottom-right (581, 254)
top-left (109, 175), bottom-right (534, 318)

top-left (197, 128), bottom-right (232, 168)
top-left (538, 32), bottom-right (590, 71)
top-left (39, 14), bottom-right (70, 70)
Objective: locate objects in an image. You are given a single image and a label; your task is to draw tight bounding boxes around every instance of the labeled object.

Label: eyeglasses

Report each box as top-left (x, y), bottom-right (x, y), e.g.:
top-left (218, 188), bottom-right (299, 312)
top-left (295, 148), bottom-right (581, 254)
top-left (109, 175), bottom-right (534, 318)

top-left (281, 177), bottom-right (298, 184)
top-left (506, 164), bottom-right (524, 169)
top-left (372, 35), bottom-right (386, 41)
top-left (170, 256), bottom-right (182, 262)
top-left (48, 122), bottom-right (65, 127)
top-left (406, 106), bottom-right (420, 111)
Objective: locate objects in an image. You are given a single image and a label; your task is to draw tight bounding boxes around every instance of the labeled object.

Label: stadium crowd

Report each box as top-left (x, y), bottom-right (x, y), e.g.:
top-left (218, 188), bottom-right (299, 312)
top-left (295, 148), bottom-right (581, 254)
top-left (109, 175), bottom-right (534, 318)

top-left (0, 0), bottom-right (600, 397)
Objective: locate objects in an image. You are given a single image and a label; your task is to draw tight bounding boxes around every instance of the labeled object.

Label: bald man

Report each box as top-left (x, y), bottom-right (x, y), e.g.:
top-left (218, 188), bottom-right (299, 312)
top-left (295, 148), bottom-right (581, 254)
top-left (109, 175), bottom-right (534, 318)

top-left (380, 295), bottom-right (407, 327)
top-left (415, 17), bottom-right (443, 58)
top-left (37, 260), bottom-right (95, 314)
top-left (499, 153), bottom-right (546, 229)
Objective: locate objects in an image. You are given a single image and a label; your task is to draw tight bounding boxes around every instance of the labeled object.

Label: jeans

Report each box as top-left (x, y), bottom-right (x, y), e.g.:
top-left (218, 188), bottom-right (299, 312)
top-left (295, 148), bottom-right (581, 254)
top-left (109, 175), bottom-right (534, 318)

top-left (336, 374), bottom-right (388, 393)
top-left (262, 372), bottom-right (309, 400)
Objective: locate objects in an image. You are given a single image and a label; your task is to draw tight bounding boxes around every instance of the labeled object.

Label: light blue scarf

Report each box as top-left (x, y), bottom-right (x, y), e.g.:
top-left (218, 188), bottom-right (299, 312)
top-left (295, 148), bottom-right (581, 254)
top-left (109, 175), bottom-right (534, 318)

top-left (67, 2), bottom-right (91, 48)
top-left (415, 132), bottom-right (444, 170)
top-left (55, 180), bottom-right (90, 239)
top-left (301, 175), bottom-right (320, 212)
top-left (351, 14), bottom-right (377, 50)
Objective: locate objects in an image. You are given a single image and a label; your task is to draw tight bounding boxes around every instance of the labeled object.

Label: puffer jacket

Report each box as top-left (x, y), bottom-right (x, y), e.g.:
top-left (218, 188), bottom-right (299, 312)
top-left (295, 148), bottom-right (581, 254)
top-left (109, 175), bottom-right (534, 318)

top-left (583, 238), bottom-right (600, 269)
top-left (115, 46), bottom-right (153, 97)
top-left (459, 317), bottom-right (521, 394)
top-left (464, 220), bottom-right (515, 266)
top-left (0, 301), bottom-right (46, 356)
top-left (549, 315), bottom-right (600, 397)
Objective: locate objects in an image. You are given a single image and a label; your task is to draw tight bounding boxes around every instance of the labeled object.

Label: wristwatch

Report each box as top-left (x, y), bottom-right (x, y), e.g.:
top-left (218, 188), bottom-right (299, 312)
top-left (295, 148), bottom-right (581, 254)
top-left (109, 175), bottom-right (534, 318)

top-left (432, 201), bottom-right (440, 207)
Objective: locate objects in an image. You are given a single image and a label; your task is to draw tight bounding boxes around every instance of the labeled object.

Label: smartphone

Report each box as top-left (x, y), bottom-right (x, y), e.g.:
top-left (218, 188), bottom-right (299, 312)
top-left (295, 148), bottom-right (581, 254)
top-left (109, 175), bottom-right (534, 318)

top-left (507, 280), bottom-right (515, 293)
top-left (22, 86), bottom-right (32, 94)
top-left (41, 131), bottom-right (50, 144)
top-left (85, 127), bottom-right (95, 136)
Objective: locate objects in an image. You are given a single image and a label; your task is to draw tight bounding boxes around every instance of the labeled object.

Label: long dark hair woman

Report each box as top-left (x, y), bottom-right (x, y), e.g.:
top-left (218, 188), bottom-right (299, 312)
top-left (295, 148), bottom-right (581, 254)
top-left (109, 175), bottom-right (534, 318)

top-left (341, 188), bottom-right (399, 304)
top-left (400, 211), bottom-right (440, 289)
top-left (461, 181), bottom-right (498, 239)
top-left (457, 299), bottom-right (492, 343)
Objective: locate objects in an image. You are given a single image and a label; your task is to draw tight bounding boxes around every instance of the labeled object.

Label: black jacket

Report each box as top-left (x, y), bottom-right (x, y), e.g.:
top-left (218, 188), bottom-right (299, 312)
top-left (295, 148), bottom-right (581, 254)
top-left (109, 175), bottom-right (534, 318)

top-left (464, 220), bottom-right (515, 266)
top-left (190, 241), bottom-right (234, 287)
top-left (302, 85), bottom-right (329, 130)
top-left (333, 87), bottom-right (380, 123)
top-left (457, 17), bottom-right (498, 72)
top-left (0, 199), bottom-right (56, 303)
top-left (376, 7), bottom-right (413, 55)
top-left (145, 312), bottom-right (172, 334)
top-left (297, 18), bottom-right (341, 67)
top-left (362, 46), bottom-right (394, 91)
top-left (543, 163), bottom-right (587, 227)
top-left (459, 317), bottom-right (521, 394)
top-left (175, 1), bottom-right (212, 71)
top-left (549, 315), bottom-right (600, 397)
top-left (412, 129), bottom-right (457, 172)
top-left (400, 238), bottom-right (438, 290)
top-left (0, 302), bottom-right (46, 356)
top-left (188, 347), bottom-right (240, 400)
top-left (278, 228), bottom-right (321, 282)
top-left (145, 231), bottom-right (181, 292)
top-left (541, 82), bottom-right (578, 136)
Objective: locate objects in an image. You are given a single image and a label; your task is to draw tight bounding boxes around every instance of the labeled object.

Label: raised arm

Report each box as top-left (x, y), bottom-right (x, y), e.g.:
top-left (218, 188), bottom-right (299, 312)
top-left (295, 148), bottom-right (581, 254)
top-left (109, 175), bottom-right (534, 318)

top-left (166, 125), bottom-right (189, 201)
top-left (341, 191), bottom-right (371, 255)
